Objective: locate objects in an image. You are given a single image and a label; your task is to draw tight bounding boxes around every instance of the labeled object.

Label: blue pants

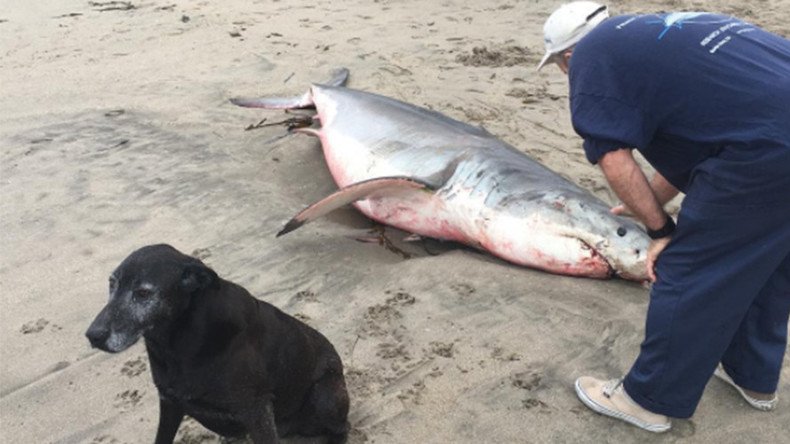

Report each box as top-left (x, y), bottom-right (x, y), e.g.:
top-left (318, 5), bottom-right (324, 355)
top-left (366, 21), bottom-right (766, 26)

top-left (623, 199), bottom-right (790, 418)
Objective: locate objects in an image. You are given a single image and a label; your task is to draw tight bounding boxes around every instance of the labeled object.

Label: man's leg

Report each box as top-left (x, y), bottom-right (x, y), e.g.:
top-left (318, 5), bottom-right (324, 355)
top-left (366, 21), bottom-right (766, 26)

top-left (622, 203), bottom-right (790, 418)
top-left (720, 254), bottom-right (790, 396)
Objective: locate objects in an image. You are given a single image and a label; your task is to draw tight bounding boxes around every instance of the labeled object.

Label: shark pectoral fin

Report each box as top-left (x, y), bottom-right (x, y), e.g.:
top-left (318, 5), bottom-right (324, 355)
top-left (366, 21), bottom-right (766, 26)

top-left (277, 176), bottom-right (434, 237)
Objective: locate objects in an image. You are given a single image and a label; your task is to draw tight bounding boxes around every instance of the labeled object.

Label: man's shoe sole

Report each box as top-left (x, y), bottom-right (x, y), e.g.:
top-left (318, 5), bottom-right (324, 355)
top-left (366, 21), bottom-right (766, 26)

top-left (574, 379), bottom-right (671, 433)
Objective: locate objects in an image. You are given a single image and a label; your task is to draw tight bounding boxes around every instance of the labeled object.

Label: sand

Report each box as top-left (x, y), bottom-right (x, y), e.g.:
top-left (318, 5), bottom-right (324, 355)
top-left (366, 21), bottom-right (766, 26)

top-left (1, 0), bottom-right (788, 442)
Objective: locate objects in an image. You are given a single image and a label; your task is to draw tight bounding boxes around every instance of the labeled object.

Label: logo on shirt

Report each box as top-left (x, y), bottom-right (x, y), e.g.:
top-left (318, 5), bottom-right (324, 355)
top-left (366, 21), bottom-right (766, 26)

top-left (644, 12), bottom-right (733, 39)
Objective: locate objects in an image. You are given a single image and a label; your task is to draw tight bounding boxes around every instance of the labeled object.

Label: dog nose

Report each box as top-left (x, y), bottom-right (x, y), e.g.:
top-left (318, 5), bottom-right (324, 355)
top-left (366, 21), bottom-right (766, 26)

top-left (85, 324), bottom-right (109, 349)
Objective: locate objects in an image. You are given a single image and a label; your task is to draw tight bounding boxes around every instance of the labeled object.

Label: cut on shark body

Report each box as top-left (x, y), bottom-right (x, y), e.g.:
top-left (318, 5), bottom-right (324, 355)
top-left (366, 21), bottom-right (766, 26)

top-left (231, 69), bottom-right (649, 280)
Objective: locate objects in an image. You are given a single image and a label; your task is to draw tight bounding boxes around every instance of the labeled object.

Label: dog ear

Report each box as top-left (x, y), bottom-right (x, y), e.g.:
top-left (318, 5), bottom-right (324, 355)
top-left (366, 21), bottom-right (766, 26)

top-left (180, 261), bottom-right (219, 294)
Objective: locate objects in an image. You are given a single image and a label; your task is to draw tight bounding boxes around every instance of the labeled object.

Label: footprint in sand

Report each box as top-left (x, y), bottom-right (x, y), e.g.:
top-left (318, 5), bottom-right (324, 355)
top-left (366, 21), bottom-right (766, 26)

top-left (376, 342), bottom-right (411, 361)
top-left (190, 247), bottom-right (211, 260)
top-left (428, 341), bottom-right (455, 358)
top-left (449, 282), bottom-right (476, 298)
top-left (455, 45), bottom-right (536, 67)
top-left (120, 356), bottom-right (147, 378)
top-left (113, 389), bottom-right (143, 409)
top-left (360, 290), bottom-right (416, 337)
top-left (89, 435), bottom-right (120, 444)
top-left (512, 368), bottom-right (553, 412)
top-left (511, 370), bottom-right (542, 391)
top-left (292, 289), bottom-right (318, 303)
top-left (20, 318), bottom-right (62, 334)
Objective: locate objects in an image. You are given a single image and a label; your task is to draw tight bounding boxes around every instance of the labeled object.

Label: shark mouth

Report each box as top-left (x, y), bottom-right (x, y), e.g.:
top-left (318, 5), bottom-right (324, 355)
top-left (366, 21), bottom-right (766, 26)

top-left (578, 239), bottom-right (616, 279)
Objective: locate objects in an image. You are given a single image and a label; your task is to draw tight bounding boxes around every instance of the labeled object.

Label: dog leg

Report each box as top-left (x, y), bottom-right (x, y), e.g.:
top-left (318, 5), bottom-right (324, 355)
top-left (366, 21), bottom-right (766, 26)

top-left (326, 425), bottom-right (350, 444)
top-left (246, 397), bottom-right (279, 444)
top-left (314, 371), bottom-right (350, 443)
top-left (153, 397), bottom-right (185, 444)
top-left (287, 369), bottom-right (350, 443)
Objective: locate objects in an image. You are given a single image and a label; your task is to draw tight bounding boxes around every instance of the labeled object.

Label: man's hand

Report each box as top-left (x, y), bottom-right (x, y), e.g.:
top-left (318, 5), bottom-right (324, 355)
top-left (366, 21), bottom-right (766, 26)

top-left (646, 237), bottom-right (672, 282)
top-left (611, 203), bottom-right (633, 216)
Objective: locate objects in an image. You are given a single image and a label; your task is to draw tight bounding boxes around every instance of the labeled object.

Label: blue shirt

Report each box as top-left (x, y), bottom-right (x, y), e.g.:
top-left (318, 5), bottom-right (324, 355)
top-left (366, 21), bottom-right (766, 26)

top-left (569, 13), bottom-right (790, 205)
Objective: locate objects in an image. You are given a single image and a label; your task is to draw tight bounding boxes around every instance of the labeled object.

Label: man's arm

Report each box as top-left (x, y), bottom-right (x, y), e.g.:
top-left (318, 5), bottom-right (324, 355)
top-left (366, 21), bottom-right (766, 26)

top-left (649, 171), bottom-right (680, 207)
top-left (611, 170), bottom-right (679, 216)
top-left (598, 148), bottom-right (668, 231)
top-left (599, 148), bottom-right (675, 282)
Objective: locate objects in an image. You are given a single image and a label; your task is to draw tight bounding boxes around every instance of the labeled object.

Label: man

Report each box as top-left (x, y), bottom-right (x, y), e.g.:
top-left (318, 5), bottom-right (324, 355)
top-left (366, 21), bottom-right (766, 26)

top-left (537, 1), bottom-right (790, 433)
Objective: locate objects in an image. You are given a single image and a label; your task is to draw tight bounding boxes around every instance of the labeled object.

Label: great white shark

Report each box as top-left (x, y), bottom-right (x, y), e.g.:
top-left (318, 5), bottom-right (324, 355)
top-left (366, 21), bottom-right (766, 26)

top-left (231, 69), bottom-right (649, 280)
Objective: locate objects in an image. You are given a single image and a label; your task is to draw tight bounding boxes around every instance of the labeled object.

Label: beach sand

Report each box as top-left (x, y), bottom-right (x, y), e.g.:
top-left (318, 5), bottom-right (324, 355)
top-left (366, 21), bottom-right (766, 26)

top-left (1, 0), bottom-right (788, 442)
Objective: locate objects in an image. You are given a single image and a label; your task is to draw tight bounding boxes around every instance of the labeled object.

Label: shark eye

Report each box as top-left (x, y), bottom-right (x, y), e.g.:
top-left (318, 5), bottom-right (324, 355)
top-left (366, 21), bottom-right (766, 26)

top-left (617, 227), bottom-right (627, 237)
top-left (133, 288), bottom-right (154, 299)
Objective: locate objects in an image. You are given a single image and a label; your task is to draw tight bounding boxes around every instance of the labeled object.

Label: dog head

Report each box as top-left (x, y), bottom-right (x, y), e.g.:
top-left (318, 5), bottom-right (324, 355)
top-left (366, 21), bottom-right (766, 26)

top-left (85, 244), bottom-right (218, 353)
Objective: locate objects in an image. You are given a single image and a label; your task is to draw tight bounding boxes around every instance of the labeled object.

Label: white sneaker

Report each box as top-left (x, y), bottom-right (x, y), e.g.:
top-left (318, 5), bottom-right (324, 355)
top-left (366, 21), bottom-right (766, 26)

top-left (713, 364), bottom-right (777, 411)
top-left (575, 376), bottom-right (671, 433)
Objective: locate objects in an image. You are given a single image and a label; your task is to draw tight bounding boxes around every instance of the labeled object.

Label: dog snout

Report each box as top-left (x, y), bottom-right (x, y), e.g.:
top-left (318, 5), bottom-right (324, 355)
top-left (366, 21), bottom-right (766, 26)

top-left (86, 306), bottom-right (114, 351)
top-left (86, 322), bottom-right (111, 350)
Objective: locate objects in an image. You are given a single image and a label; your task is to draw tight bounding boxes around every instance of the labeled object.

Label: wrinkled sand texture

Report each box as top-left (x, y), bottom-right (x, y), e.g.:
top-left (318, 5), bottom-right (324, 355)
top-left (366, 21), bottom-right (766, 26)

top-left (1, 0), bottom-right (788, 443)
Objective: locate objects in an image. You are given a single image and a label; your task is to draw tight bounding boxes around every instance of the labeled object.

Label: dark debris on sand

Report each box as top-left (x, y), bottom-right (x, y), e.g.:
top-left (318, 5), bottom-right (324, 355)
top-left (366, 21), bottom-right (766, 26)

top-left (89, 1), bottom-right (137, 12)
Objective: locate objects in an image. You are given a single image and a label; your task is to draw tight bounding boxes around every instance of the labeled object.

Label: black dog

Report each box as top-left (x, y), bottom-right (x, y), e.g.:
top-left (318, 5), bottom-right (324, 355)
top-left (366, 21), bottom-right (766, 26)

top-left (86, 244), bottom-right (349, 444)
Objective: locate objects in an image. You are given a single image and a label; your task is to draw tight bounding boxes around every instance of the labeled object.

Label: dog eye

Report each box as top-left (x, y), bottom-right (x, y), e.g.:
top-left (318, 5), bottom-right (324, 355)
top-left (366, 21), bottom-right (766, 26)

top-left (133, 288), bottom-right (153, 299)
top-left (108, 277), bottom-right (118, 291)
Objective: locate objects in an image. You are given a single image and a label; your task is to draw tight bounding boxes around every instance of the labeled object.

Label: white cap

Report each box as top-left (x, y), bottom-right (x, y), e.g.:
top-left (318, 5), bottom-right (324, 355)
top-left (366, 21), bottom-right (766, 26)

top-left (537, 2), bottom-right (609, 70)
